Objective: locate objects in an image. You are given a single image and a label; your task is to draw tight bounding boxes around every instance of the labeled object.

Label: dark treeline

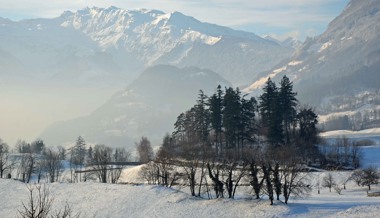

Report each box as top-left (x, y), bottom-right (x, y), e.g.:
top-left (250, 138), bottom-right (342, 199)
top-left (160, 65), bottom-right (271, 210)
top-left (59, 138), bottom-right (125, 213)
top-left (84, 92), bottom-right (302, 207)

top-left (142, 76), bottom-right (327, 204)
top-left (320, 89), bottom-right (380, 131)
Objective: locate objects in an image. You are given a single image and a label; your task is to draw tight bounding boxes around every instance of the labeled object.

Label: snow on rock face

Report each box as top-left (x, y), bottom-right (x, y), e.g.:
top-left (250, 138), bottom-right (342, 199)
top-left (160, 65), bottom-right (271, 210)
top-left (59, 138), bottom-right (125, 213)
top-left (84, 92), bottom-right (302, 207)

top-left (288, 60), bottom-right (302, 66)
top-left (0, 6), bottom-right (293, 86)
top-left (54, 6), bottom-right (292, 85)
top-left (59, 7), bottom-right (225, 63)
top-left (318, 42), bottom-right (332, 52)
top-left (244, 0), bottom-right (380, 111)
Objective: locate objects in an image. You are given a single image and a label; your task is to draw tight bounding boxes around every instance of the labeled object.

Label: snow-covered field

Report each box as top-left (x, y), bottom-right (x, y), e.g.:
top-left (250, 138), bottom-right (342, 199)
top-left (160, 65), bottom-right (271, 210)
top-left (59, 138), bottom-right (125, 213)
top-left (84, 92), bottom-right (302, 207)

top-left (1, 175), bottom-right (380, 218)
top-left (1, 131), bottom-right (380, 218)
top-left (0, 179), bottom-right (289, 218)
top-left (1, 166), bottom-right (380, 218)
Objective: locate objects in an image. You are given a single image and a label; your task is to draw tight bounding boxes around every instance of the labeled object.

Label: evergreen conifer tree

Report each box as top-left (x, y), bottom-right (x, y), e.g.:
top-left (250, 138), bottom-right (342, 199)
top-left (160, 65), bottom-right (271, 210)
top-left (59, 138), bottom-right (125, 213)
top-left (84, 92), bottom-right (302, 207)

top-left (279, 76), bottom-right (298, 145)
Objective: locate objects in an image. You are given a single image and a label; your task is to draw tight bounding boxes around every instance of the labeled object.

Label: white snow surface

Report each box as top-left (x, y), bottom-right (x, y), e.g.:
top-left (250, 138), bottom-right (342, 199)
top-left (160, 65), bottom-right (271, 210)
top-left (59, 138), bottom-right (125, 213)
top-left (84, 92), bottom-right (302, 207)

top-left (2, 164), bottom-right (380, 217)
top-left (0, 179), bottom-right (289, 218)
top-left (2, 132), bottom-right (380, 217)
top-left (1, 177), bottom-right (380, 218)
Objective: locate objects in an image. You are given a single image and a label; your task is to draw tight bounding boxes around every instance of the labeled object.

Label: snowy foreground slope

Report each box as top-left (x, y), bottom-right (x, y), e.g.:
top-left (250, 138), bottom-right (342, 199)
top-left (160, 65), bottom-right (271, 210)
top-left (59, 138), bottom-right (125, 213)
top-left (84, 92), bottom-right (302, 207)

top-left (1, 170), bottom-right (380, 218)
top-left (0, 179), bottom-right (289, 218)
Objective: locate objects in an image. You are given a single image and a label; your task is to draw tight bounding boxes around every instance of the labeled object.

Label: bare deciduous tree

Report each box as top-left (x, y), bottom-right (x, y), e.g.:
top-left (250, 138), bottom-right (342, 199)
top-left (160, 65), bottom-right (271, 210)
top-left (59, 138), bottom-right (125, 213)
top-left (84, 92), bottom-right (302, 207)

top-left (207, 162), bottom-right (224, 198)
top-left (0, 138), bottom-right (11, 178)
top-left (17, 153), bottom-right (37, 183)
top-left (57, 146), bottom-right (66, 161)
top-left (361, 166), bottom-right (380, 191)
top-left (17, 184), bottom-right (81, 218)
top-left (262, 164), bottom-right (274, 205)
top-left (220, 158), bottom-right (247, 199)
top-left (155, 146), bottom-right (179, 187)
top-left (43, 149), bottom-right (63, 183)
top-left (281, 163), bottom-right (311, 204)
top-left (18, 185), bottom-right (53, 218)
top-left (136, 137), bottom-right (154, 163)
top-left (91, 144), bottom-right (112, 183)
top-left (322, 172), bottom-right (336, 192)
top-left (351, 170), bottom-right (364, 186)
top-left (139, 162), bottom-right (159, 185)
top-left (249, 160), bottom-right (263, 199)
top-left (334, 184), bottom-right (343, 195)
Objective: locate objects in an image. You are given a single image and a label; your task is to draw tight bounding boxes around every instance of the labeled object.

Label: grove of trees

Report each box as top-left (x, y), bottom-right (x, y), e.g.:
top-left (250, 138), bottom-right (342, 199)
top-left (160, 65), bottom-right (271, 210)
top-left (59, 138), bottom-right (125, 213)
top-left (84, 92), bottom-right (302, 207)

top-left (141, 76), bottom-right (325, 204)
top-left (0, 136), bottom-right (131, 185)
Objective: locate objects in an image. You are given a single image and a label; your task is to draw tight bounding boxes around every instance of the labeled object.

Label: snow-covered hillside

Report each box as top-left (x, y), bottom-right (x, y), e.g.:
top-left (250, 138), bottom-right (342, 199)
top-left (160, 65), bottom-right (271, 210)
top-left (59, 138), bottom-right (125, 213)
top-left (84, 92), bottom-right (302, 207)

top-left (244, 0), bottom-right (380, 119)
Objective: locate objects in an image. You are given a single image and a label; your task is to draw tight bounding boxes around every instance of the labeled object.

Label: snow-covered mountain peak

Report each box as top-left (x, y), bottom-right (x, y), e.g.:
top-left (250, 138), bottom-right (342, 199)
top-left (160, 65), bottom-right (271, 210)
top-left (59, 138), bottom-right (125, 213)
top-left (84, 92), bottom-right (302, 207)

top-left (57, 6), bottom-right (283, 69)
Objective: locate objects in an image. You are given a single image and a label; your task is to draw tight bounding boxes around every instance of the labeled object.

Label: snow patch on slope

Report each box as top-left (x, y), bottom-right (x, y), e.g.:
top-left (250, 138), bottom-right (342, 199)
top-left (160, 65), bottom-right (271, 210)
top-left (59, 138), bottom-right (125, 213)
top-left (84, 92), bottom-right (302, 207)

top-left (320, 127), bottom-right (380, 138)
top-left (319, 41), bottom-right (332, 52)
top-left (243, 66), bottom-right (287, 92)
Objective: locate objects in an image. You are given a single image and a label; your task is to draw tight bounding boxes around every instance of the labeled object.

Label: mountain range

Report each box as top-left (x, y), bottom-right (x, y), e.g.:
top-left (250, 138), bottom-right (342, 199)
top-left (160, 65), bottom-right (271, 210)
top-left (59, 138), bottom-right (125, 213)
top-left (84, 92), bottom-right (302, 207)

top-left (0, 7), bottom-right (292, 86)
top-left (2, 0), bottom-right (380, 147)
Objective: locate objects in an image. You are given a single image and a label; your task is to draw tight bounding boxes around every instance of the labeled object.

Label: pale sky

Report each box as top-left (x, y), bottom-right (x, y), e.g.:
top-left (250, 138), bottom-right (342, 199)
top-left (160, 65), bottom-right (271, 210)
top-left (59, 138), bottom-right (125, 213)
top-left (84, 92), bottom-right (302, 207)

top-left (0, 0), bottom-right (350, 40)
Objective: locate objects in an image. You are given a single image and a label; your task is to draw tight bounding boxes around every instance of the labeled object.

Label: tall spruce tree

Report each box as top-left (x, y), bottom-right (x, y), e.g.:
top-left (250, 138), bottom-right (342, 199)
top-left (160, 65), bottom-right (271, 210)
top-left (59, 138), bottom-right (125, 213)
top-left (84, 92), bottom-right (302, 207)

top-left (279, 76), bottom-right (298, 145)
top-left (223, 87), bottom-right (242, 154)
top-left (209, 85), bottom-right (224, 154)
top-left (239, 96), bottom-right (257, 152)
top-left (194, 90), bottom-right (210, 145)
top-left (259, 78), bottom-right (283, 146)
top-left (173, 112), bottom-right (186, 142)
top-left (71, 136), bottom-right (86, 166)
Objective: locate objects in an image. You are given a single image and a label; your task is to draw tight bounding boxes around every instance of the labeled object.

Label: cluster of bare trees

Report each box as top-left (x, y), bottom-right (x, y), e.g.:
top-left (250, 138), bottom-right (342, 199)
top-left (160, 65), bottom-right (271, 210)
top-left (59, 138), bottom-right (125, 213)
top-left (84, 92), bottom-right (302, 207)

top-left (0, 138), bottom-right (63, 183)
top-left (140, 134), bottom-right (312, 205)
top-left (14, 150), bottom-right (64, 184)
top-left (87, 144), bottom-right (130, 183)
top-left (319, 136), bottom-right (362, 169)
top-left (1, 138), bottom-right (65, 183)
top-left (68, 137), bottom-right (131, 184)
top-left (351, 166), bottom-right (380, 190)
top-left (316, 166), bottom-right (380, 196)
top-left (1, 136), bottom-right (131, 184)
